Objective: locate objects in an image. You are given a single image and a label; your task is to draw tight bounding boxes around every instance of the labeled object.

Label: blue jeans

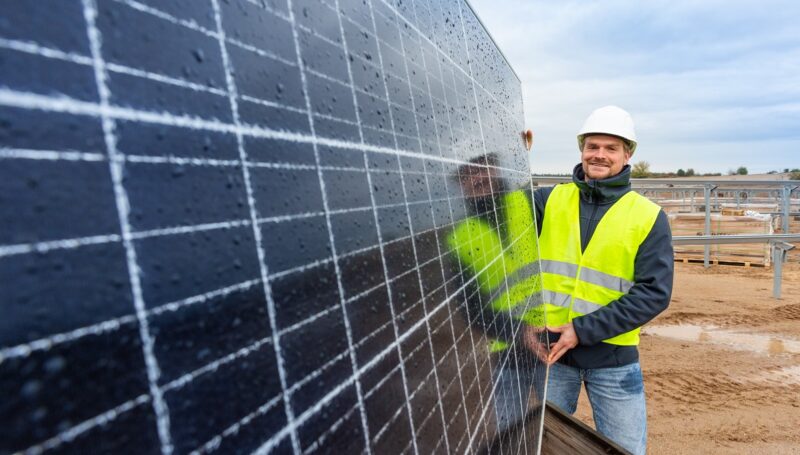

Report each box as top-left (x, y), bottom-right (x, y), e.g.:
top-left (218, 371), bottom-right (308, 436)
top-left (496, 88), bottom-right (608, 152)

top-left (492, 360), bottom-right (647, 454)
top-left (547, 362), bottom-right (647, 455)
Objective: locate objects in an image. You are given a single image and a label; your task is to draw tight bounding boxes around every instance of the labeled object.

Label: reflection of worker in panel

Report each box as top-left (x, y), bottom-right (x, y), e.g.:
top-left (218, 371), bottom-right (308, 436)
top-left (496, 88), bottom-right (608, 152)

top-left (447, 153), bottom-right (548, 434)
top-left (530, 106), bottom-right (674, 455)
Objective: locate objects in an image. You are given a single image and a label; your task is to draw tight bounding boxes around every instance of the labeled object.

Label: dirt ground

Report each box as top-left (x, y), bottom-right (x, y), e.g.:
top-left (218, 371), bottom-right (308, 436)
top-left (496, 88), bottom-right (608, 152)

top-left (574, 261), bottom-right (800, 454)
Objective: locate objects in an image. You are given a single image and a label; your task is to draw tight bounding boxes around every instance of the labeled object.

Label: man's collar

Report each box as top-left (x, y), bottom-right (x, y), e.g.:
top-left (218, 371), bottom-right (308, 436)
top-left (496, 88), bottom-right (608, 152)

top-left (571, 163), bottom-right (631, 203)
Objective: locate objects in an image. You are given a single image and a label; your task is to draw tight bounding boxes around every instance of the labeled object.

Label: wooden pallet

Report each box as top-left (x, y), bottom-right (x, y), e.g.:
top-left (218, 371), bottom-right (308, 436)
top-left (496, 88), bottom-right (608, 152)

top-left (674, 256), bottom-right (766, 268)
top-left (668, 212), bottom-right (773, 266)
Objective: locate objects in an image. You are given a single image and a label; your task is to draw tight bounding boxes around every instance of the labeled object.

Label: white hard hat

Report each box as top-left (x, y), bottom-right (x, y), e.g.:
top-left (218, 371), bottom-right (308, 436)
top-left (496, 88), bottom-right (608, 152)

top-left (577, 105), bottom-right (637, 155)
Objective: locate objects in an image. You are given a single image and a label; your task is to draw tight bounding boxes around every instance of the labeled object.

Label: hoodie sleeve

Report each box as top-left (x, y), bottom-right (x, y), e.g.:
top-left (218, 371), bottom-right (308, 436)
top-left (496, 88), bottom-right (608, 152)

top-left (572, 210), bottom-right (674, 345)
top-left (531, 186), bottom-right (554, 236)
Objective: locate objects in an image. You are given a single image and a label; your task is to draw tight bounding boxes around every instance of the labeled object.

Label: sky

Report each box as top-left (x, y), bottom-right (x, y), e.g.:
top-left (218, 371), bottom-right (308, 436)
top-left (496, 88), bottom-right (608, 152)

top-left (469, 0), bottom-right (800, 175)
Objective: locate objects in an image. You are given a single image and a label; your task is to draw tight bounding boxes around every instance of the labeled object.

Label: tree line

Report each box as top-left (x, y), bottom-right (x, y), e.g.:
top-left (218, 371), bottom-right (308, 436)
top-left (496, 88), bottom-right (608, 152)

top-left (631, 162), bottom-right (800, 179)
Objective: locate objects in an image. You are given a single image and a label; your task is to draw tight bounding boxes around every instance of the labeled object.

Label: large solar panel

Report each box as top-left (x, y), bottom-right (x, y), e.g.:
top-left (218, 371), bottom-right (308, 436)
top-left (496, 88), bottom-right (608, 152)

top-left (0, 0), bottom-right (545, 453)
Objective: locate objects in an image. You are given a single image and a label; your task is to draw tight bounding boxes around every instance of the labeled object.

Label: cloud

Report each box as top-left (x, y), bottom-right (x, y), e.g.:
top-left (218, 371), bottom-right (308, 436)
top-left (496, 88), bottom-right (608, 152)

top-left (469, 0), bottom-right (800, 173)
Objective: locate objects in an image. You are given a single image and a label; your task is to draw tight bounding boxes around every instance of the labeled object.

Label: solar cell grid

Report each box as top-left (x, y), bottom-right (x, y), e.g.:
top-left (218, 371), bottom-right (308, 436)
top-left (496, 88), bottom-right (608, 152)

top-left (0, 0), bottom-right (545, 453)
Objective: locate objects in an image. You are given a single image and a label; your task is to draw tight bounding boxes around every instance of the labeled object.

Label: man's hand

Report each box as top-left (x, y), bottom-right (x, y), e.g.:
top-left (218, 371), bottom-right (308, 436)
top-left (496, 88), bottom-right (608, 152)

top-left (523, 325), bottom-right (549, 363)
top-left (546, 323), bottom-right (579, 365)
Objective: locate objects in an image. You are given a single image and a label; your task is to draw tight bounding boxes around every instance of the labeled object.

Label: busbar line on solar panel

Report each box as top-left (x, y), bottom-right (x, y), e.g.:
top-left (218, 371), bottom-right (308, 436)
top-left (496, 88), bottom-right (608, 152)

top-left (0, 206), bottom-right (462, 362)
top-left (80, 0), bottom-right (176, 453)
top-left (376, 2), bottom-right (462, 452)
top-left (356, 363), bottom-right (460, 454)
top-left (0, 278), bottom-right (262, 361)
top-left (369, 345), bottom-right (433, 443)
top-left (462, 191), bottom-right (524, 454)
top-left (303, 405), bottom-right (360, 454)
top-left (288, 0), bottom-right (384, 450)
top-left (0, 232), bottom-right (123, 258)
top-left (1, 34), bottom-right (240, 100)
top-left (192, 394), bottom-right (285, 455)
top-left (0, 35), bottom-right (262, 101)
top-left (240, 94), bottom-right (307, 115)
top-left (22, 394), bottom-right (154, 455)
top-left (434, 22), bottom-right (492, 443)
top-left (210, 0), bottom-right (304, 452)
top-left (0, 147), bottom-right (108, 162)
top-left (411, 49), bottom-right (463, 453)
top-left (450, 167), bottom-right (503, 449)
top-left (457, 0), bottom-right (522, 437)
top-left (0, 87), bottom-right (527, 176)
top-left (160, 336), bottom-right (273, 394)
top-left (461, 0), bottom-right (537, 439)
top-left (448, 179), bottom-right (485, 438)
top-left (421, 27), bottom-right (488, 450)
top-left (365, 0), bottom-right (452, 450)
top-left (395, 376), bottom-right (439, 453)
top-left (4, 275), bottom-right (261, 353)
top-left (9, 146), bottom-right (516, 181)
top-left (3, 238), bottom-right (452, 368)
top-left (0, 77), bottom-right (523, 174)
top-left (393, 11), bottom-right (459, 450)
top-left (337, 0), bottom-right (444, 449)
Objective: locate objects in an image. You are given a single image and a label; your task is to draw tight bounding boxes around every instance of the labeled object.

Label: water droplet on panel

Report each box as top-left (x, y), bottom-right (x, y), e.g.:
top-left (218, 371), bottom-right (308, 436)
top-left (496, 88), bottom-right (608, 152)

top-left (192, 48), bottom-right (205, 63)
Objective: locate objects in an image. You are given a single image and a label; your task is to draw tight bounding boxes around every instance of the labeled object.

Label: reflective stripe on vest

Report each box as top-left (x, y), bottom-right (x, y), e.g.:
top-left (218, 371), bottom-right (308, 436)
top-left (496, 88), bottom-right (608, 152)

top-left (541, 260), bottom-right (635, 296)
top-left (447, 190), bottom-right (544, 352)
top-left (539, 183), bottom-right (660, 346)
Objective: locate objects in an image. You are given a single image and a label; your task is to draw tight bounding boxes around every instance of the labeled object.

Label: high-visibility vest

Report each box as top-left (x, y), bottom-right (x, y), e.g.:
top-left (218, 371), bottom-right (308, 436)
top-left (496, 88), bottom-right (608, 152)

top-left (539, 183), bottom-right (661, 346)
top-left (447, 190), bottom-right (544, 352)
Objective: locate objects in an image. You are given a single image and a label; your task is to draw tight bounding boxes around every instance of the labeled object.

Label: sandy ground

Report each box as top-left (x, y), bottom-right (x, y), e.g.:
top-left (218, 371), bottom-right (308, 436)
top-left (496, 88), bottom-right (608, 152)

top-left (573, 261), bottom-right (800, 454)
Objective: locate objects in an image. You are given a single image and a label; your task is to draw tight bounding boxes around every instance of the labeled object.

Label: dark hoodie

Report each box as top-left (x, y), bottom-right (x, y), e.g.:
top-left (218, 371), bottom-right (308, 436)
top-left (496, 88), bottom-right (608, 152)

top-left (464, 164), bottom-right (674, 369)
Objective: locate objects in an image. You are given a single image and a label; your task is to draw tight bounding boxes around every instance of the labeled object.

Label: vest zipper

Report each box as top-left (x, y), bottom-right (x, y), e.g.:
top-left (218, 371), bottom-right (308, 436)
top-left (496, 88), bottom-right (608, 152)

top-left (583, 191), bottom-right (600, 254)
top-left (572, 190), bottom-right (599, 317)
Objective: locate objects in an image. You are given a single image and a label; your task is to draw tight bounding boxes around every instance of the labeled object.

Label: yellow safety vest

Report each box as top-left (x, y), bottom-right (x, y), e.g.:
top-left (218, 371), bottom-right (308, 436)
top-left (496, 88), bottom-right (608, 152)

top-left (539, 183), bottom-right (660, 346)
top-left (447, 190), bottom-right (544, 352)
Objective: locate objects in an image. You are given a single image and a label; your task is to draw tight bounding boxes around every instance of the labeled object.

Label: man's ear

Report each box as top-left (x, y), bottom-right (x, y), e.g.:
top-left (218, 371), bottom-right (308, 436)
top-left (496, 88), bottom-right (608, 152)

top-left (624, 151), bottom-right (632, 164)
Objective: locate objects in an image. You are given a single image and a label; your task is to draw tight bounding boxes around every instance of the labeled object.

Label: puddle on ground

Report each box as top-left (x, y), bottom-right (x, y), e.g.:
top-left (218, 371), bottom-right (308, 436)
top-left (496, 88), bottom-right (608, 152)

top-left (644, 324), bottom-right (800, 356)
top-left (760, 365), bottom-right (800, 385)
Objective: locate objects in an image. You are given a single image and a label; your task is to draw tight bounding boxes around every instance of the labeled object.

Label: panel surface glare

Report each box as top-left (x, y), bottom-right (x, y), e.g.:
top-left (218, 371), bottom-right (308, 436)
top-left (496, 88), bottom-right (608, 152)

top-left (0, 0), bottom-right (544, 453)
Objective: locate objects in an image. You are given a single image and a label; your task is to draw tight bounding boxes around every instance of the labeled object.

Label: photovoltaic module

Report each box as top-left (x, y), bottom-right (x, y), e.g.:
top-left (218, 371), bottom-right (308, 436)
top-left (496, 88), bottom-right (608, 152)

top-left (0, 0), bottom-right (545, 453)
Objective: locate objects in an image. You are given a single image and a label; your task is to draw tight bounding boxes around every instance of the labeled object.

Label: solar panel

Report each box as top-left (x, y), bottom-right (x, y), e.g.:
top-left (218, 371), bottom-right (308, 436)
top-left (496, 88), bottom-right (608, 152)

top-left (0, 0), bottom-right (544, 453)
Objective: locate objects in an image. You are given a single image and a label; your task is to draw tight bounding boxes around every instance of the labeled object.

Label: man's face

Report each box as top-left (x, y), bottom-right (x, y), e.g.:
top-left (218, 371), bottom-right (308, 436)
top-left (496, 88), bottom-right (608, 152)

top-left (581, 134), bottom-right (631, 180)
top-left (459, 166), bottom-right (496, 198)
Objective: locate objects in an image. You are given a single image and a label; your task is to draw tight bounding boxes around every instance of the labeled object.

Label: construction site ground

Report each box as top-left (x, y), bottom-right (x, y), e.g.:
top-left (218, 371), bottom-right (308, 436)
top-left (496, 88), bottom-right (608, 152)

top-left (574, 261), bottom-right (800, 454)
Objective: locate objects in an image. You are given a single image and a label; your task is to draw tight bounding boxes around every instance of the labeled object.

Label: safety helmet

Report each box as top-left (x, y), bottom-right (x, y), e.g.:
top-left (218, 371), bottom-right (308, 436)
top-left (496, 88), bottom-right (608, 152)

top-left (577, 105), bottom-right (637, 155)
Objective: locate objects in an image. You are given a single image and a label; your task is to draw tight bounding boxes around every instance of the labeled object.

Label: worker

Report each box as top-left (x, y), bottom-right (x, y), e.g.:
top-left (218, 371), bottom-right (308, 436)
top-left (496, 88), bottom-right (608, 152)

top-left (447, 153), bottom-right (548, 433)
top-left (526, 105), bottom-right (674, 454)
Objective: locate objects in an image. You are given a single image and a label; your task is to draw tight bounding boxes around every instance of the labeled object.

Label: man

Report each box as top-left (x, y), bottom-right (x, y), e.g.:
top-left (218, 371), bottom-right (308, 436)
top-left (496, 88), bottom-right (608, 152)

top-left (527, 105), bottom-right (673, 454)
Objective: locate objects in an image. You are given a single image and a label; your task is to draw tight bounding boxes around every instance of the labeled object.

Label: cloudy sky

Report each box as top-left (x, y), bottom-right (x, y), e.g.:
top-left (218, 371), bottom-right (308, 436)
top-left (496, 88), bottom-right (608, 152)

top-left (469, 0), bottom-right (800, 174)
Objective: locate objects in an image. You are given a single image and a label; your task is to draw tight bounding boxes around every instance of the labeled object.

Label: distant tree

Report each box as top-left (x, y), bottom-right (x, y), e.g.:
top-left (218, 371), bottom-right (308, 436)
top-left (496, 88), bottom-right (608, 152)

top-left (785, 168), bottom-right (790, 173)
top-left (791, 170), bottom-right (800, 181)
top-left (686, 168), bottom-right (695, 176)
top-left (736, 166), bottom-right (748, 175)
top-left (676, 168), bottom-right (686, 177)
top-left (631, 161), bottom-right (651, 178)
